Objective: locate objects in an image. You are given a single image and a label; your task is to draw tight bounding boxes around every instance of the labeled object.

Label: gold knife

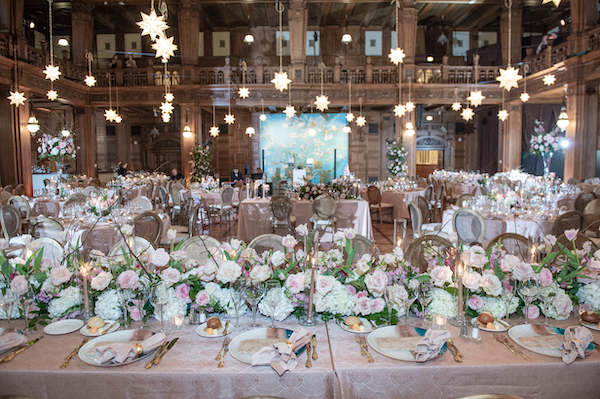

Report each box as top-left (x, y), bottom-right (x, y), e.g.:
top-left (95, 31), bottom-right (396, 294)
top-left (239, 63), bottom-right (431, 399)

top-left (216, 337), bottom-right (230, 361)
top-left (218, 339), bottom-right (229, 368)
top-left (153, 338), bottom-right (178, 366)
top-left (101, 322), bottom-right (119, 335)
top-left (0, 337), bottom-right (43, 364)
top-left (445, 339), bottom-right (462, 363)
top-left (447, 339), bottom-right (464, 358)
top-left (311, 335), bottom-right (318, 360)
top-left (305, 341), bottom-right (312, 368)
top-left (145, 341), bottom-right (169, 369)
top-left (222, 320), bottom-right (230, 336)
top-left (60, 338), bottom-right (89, 369)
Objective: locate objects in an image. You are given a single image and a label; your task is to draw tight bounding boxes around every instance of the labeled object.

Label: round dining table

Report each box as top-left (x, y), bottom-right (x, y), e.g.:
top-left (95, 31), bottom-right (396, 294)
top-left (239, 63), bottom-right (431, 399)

top-left (361, 188), bottom-right (425, 220)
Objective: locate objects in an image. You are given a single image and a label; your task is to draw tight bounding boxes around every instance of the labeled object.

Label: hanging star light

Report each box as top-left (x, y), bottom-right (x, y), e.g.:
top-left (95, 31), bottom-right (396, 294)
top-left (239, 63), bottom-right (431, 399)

top-left (159, 101), bottom-right (174, 114)
top-left (498, 109), bottom-right (509, 121)
top-left (238, 87), bottom-right (250, 99)
top-left (259, 114), bottom-right (267, 122)
top-left (284, 105), bottom-right (296, 119)
top-left (224, 113), bottom-right (235, 124)
top-left (209, 126), bottom-right (220, 137)
top-left (405, 101), bottom-right (415, 112)
top-left (496, 66), bottom-right (522, 91)
top-left (46, 89), bottom-right (58, 101)
top-left (346, 113), bottom-right (355, 123)
top-left (394, 104), bottom-right (406, 117)
top-left (7, 91), bottom-right (26, 107)
top-left (104, 108), bottom-right (118, 122)
top-left (342, 126), bottom-right (352, 134)
top-left (162, 112), bottom-right (171, 123)
top-left (152, 36), bottom-right (178, 62)
top-left (43, 65), bottom-right (61, 81)
top-left (388, 48), bottom-right (406, 66)
top-left (356, 116), bottom-right (367, 127)
top-left (520, 92), bottom-right (530, 102)
top-left (467, 90), bottom-right (485, 107)
top-left (314, 95), bottom-right (330, 112)
top-left (461, 107), bottom-right (475, 121)
top-left (164, 93), bottom-right (174, 102)
top-left (137, 9), bottom-right (168, 42)
top-left (115, 115), bottom-right (123, 124)
top-left (542, 0), bottom-right (561, 7)
top-left (452, 102), bottom-right (462, 111)
top-left (84, 75), bottom-right (96, 87)
top-left (271, 71), bottom-right (291, 92)
top-left (543, 74), bottom-right (556, 85)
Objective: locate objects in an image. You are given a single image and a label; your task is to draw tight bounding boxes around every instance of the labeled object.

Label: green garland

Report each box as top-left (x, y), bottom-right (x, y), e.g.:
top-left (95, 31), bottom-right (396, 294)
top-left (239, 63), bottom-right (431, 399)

top-left (189, 145), bottom-right (212, 182)
top-left (386, 140), bottom-right (408, 178)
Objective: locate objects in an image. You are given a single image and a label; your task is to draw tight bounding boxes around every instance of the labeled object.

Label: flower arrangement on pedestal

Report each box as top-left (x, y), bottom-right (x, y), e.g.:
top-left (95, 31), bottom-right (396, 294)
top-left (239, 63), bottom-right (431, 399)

top-left (298, 179), bottom-right (360, 201)
top-left (85, 190), bottom-right (116, 217)
top-left (37, 133), bottom-right (76, 174)
top-left (529, 120), bottom-right (563, 177)
top-left (190, 145), bottom-right (213, 182)
top-left (386, 140), bottom-right (408, 179)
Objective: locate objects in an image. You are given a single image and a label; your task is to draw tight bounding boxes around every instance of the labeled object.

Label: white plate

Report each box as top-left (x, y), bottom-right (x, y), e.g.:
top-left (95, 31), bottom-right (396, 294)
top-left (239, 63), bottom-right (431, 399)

top-left (366, 326), bottom-right (447, 362)
top-left (470, 317), bottom-right (510, 332)
top-left (80, 321), bottom-right (120, 337)
top-left (337, 317), bottom-right (373, 334)
top-left (44, 319), bottom-right (84, 335)
top-left (580, 321), bottom-right (600, 332)
top-left (228, 327), bottom-right (305, 365)
top-left (195, 322), bottom-right (233, 338)
top-left (78, 329), bottom-right (159, 367)
top-left (508, 324), bottom-right (594, 358)
top-left (0, 329), bottom-right (26, 354)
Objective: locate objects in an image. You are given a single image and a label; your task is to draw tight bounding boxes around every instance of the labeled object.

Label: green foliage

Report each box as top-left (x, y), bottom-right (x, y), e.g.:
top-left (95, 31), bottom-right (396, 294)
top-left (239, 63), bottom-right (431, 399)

top-left (190, 145), bottom-right (213, 182)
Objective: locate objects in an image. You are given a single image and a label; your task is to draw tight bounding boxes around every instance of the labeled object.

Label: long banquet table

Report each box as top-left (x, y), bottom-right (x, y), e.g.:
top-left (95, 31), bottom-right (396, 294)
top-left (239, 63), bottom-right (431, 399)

top-left (1, 315), bottom-right (599, 399)
top-left (236, 198), bottom-right (373, 241)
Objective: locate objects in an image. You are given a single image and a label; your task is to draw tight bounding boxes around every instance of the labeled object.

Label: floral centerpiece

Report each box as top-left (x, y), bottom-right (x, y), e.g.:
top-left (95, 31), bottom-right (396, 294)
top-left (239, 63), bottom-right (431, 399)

top-left (386, 140), bottom-right (408, 179)
top-left (37, 133), bottom-right (76, 175)
top-left (85, 190), bottom-right (116, 218)
top-left (190, 145), bottom-right (213, 182)
top-left (529, 120), bottom-right (563, 177)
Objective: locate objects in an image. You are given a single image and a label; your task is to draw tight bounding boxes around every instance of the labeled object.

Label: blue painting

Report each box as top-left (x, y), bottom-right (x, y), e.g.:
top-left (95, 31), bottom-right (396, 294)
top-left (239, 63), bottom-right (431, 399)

top-left (260, 113), bottom-right (349, 184)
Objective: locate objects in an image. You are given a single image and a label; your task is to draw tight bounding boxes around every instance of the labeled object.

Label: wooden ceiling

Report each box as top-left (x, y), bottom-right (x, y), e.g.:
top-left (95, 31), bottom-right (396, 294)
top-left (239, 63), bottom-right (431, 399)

top-left (23, 0), bottom-right (571, 36)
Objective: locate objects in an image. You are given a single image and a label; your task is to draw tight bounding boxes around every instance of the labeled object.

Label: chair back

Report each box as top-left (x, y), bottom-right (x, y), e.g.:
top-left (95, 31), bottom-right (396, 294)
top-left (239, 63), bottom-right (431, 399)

top-left (134, 211), bottom-right (163, 246)
top-left (366, 186), bottom-right (382, 206)
top-left (575, 192), bottom-right (596, 212)
top-left (131, 196), bottom-right (154, 212)
top-left (583, 198), bottom-right (600, 219)
top-left (33, 237), bottom-right (64, 265)
top-left (64, 193), bottom-right (87, 208)
top-left (248, 234), bottom-right (285, 255)
top-left (31, 200), bottom-right (61, 217)
top-left (14, 184), bottom-right (25, 196)
top-left (79, 228), bottom-right (120, 256)
top-left (350, 235), bottom-right (380, 262)
top-left (408, 201), bottom-right (423, 237)
top-left (270, 195), bottom-right (292, 222)
top-left (415, 196), bottom-right (430, 223)
top-left (31, 217), bottom-right (64, 242)
top-left (567, 177), bottom-right (580, 186)
top-left (3, 185), bottom-right (13, 194)
top-left (194, 198), bottom-right (211, 234)
top-left (452, 208), bottom-right (485, 245)
top-left (239, 187), bottom-right (248, 202)
top-left (486, 233), bottom-right (530, 260)
top-left (0, 190), bottom-right (11, 205)
top-left (405, 234), bottom-right (453, 272)
top-left (172, 182), bottom-right (185, 192)
top-left (83, 186), bottom-right (99, 196)
top-left (312, 194), bottom-right (337, 220)
top-left (424, 185), bottom-right (433, 203)
top-left (108, 237), bottom-right (155, 258)
top-left (220, 186), bottom-right (235, 205)
top-left (170, 185), bottom-right (182, 207)
top-left (8, 195), bottom-right (30, 220)
top-left (553, 210), bottom-right (586, 237)
top-left (0, 204), bottom-right (22, 239)
top-left (456, 193), bottom-right (474, 208)
top-left (480, 186), bottom-right (489, 196)
top-left (179, 235), bottom-right (221, 263)
top-left (554, 233), bottom-right (598, 252)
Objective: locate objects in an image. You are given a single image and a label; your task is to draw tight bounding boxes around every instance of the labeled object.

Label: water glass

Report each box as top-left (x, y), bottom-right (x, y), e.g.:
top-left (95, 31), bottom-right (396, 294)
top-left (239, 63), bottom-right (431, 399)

top-left (229, 281), bottom-right (246, 332)
top-left (19, 286), bottom-right (35, 335)
top-left (242, 282), bottom-right (266, 328)
top-left (0, 290), bottom-right (17, 324)
top-left (265, 282), bottom-right (281, 328)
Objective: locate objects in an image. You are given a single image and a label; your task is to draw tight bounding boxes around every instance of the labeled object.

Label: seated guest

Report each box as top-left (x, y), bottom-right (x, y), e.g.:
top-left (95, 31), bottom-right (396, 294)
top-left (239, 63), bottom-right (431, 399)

top-left (170, 168), bottom-right (184, 180)
top-left (231, 167), bottom-right (243, 181)
top-left (117, 162), bottom-right (128, 176)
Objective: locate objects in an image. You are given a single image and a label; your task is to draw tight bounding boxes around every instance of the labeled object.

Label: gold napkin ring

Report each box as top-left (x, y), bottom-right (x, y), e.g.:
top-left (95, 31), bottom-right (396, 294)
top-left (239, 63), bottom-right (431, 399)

top-left (573, 338), bottom-right (582, 345)
top-left (286, 341), bottom-right (294, 351)
top-left (134, 343), bottom-right (144, 358)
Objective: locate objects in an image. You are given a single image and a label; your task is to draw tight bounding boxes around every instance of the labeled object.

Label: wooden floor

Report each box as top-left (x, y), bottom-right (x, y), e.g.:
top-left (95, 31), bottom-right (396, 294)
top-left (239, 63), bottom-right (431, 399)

top-left (197, 217), bottom-right (415, 255)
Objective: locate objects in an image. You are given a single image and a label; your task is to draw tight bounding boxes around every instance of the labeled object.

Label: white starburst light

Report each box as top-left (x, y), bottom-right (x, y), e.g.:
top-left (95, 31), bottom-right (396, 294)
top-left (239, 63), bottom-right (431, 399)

top-left (43, 65), bottom-right (61, 81)
top-left (388, 48), bottom-right (406, 65)
top-left (162, 112), bottom-right (171, 123)
top-left (104, 108), bottom-right (117, 122)
top-left (467, 90), bottom-right (485, 107)
top-left (405, 101), bottom-right (415, 112)
top-left (452, 102), bottom-right (462, 111)
top-left (238, 87), bottom-right (250, 99)
top-left (496, 66), bottom-right (523, 91)
top-left (209, 126), bottom-right (220, 137)
top-left (314, 95), bottom-right (330, 112)
top-left (137, 10), bottom-right (168, 42)
top-left (498, 109), bottom-right (509, 121)
top-left (115, 115), bottom-right (123, 123)
top-left (520, 92), bottom-right (530, 102)
top-left (284, 105), bottom-right (296, 119)
top-left (542, 0), bottom-right (561, 7)
top-left (271, 71), bottom-right (291, 92)
top-left (224, 113), bottom-right (235, 125)
top-left (84, 75), bottom-right (97, 87)
top-left (152, 36), bottom-right (178, 61)
top-left (356, 116), bottom-right (367, 127)
top-left (46, 90), bottom-right (58, 101)
top-left (461, 107), bottom-right (475, 121)
top-left (346, 113), bottom-right (355, 122)
top-left (259, 114), bottom-right (267, 122)
top-left (394, 104), bottom-right (406, 117)
top-left (164, 93), bottom-right (174, 102)
top-left (7, 91), bottom-right (26, 107)
top-left (543, 74), bottom-right (556, 85)
top-left (342, 126), bottom-right (352, 134)
top-left (159, 101), bottom-right (174, 114)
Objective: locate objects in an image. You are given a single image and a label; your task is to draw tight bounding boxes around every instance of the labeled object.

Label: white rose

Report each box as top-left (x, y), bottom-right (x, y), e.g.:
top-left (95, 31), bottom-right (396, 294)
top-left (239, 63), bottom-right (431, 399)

top-left (364, 269), bottom-right (388, 297)
top-left (481, 273), bottom-right (502, 296)
top-left (270, 251), bottom-right (285, 267)
top-left (462, 271), bottom-right (482, 291)
top-left (151, 248), bottom-right (170, 268)
top-left (91, 271), bottom-right (112, 291)
top-left (161, 267), bottom-right (181, 286)
top-left (381, 253), bottom-right (396, 265)
top-left (316, 275), bottom-right (335, 295)
top-left (353, 296), bottom-right (373, 316)
top-left (461, 246), bottom-right (487, 269)
top-left (393, 247), bottom-right (404, 261)
top-left (408, 279), bottom-right (420, 291)
top-left (500, 254), bottom-right (520, 273)
top-left (166, 229), bottom-right (177, 240)
top-left (429, 266), bottom-right (453, 287)
top-left (249, 265), bottom-right (269, 283)
top-left (216, 261), bottom-right (242, 284)
top-left (512, 261), bottom-right (535, 281)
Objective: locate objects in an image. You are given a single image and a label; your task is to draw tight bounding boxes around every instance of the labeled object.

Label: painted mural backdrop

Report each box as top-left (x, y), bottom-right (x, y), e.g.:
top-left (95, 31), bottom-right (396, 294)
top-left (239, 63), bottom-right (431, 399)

top-left (260, 113), bottom-right (349, 184)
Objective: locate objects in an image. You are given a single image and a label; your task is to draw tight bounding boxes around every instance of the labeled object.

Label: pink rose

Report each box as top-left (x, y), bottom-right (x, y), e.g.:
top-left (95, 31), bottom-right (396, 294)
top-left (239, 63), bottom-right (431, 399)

top-left (50, 265), bottom-right (72, 286)
top-left (554, 294), bottom-right (573, 317)
top-left (481, 273), bottom-right (502, 296)
top-left (174, 283), bottom-right (191, 303)
top-left (354, 296), bottom-right (374, 316)
top-left (285, 274), bottom-right (305, 294)
top-left (525, 304), bottom-right (540, 319)
top-left (116, 270), bottom-right (139, 290)
top-left (198, 262), bottom-right (218, 282)
top-left (372, 298), bottom-right (385, 313)
top-left (316, 275), bottom-right (335, 295)
top-left (462, 271), bottom-right (482, 291)
top-left (364, 269), bottom-right (388, 296)
top-left (128, 306), bottom-right (142, 321)
top-left (468, 295), bottom-right (484, 310)
top-left (537, 268), bottom-right (553, 287)
top-left (500, 254), bottom-right (520, 273)
top-left (356, 290), bottom-right (368, 298)
top-left (429, 266), bottom-right (453, 287)
top-left (195, 290), bottom-right (210, 307)
top-left (151, 248), bottom-right (171, 268)
top-left (161, 267), bottom-right (181, 286)
top-left (10, 275), bottom-right (29, 296)
top-left (512, 262), bottom-right (534, 281)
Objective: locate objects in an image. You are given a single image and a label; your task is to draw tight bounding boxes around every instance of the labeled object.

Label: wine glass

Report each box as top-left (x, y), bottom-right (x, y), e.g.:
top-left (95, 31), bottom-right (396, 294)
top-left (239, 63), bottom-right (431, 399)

top-left (501, 276), bottom-right (516, 321)
top-left (0, 290), bottom-right (17, 324)
top-left (383, 285), bottom-right (395, 326)
top-left (243, 282), bottom-right (266, 328)
top-left (265, 282), bottom-right (281, 328)
top-left (129, 288), bottom-right (150, 330)
top-left (117, 287), bottom-right (133, 327)
top-left (417, 281), bottom-right (434, 327)
top-left (518, 280), bottom-right (537, 324)
top-left (19, 286), bottom-right (35, 335)
top-left (400, 288), bottom-right (417, 326)
top-left (151, 286), bottom-right (169, 334)
top-left (229, 281), bottom-right (246, 332)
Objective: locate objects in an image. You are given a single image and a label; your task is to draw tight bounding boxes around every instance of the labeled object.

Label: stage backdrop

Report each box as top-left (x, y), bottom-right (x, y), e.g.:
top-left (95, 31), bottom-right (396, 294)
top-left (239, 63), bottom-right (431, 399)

top-left (260, 113), bottom-right (349, 184)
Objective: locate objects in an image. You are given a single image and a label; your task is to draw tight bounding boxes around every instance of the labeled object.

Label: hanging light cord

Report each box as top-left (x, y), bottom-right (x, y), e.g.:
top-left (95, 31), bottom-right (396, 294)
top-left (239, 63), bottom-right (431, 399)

top-left (506, 0), bottom-right (512, 68)
top-left (276, 1), bottom-right (285, 72)
top-left (48, 0), bottom-right (54, 66)
top-left (12, 45), bottom-right (18, 90)
top-left (108, 72), bottom-right (112, 109)
top-left (228, 79), bottom-right (231, 114)
top-left (348, 79), bottom-right (352, 114)
top-left (212, 101), bottom-right (216, 125)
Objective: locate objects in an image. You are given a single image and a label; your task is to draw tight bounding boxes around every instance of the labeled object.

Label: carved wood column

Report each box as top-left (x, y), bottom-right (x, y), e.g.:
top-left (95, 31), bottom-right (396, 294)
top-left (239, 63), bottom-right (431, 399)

top-left (180, 103), bottom-right (197, 181)
top-left (71, 3), bottom-right (94, 67)
top-left (569, 0), bottom-right (597, 55)
top-left (75, 106), bottom-right (97, 177)
top-left (500, 101), bottom-right (522, 171)
top-left (178, 0), bottom-right (199, 67)
top-left (500, 0), bottom-right (522, 66)
top-left (288, 0), bottom-right (307, 83)
top-left (399, 1), bottom-right (417, 65)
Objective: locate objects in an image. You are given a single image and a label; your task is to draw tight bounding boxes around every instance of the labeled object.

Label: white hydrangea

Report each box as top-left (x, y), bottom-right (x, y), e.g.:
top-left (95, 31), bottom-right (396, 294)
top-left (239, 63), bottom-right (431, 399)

top-left (152, 288), bottom-right (188, 321)
top-left (94, 289), bottom-right (122, 321)
top-left (428, 288), bottom-right (457, 318)
top-left (540, 288), bottom-right (573, 320)
top-left (480, 296), bottom-right (520, 319)
top-left (48, 286), bottom-right (82, 319)
top-left (319, 281), bottom-right (356, 316)
top-left (211, 287), bottom-right (248, 318)
top-left (258, 288), bottom-right (294, 321)
top-left (577, 282), bottom-right (600, 310)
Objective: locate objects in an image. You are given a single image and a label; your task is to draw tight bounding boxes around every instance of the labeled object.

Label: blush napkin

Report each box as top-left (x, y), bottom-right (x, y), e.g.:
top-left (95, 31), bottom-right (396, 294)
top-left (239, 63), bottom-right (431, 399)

top-left (94, 331), bottom-right (167, 364)
top-left (414, 329), bottom-right (450, 363)
top-left (0, 332), bottom-right (26, 351)
top-left (560, 326), bottom-right (593, 365)
top-left (251, 328), bottom-right (313, 376)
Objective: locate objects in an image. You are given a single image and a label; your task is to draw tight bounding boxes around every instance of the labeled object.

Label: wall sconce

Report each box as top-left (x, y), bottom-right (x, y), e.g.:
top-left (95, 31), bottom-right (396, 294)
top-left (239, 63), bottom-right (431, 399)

top-left (245, 126), bottom-right (255, 137)
top-left (27, 116), bottom-right (40, 134)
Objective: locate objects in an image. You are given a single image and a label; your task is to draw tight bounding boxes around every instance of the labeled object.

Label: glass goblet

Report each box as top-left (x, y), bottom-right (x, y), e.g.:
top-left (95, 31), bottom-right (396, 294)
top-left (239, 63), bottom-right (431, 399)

top-left (501, 276), bottom-right (516, 321)
top-left (243, 282), bottom-right (266, 328)
top-left (537, 281), bottom-right (557, 326)
top-left (150, 290), bottom-right (169, 334)
top-left (129, 288), bottom-right (149, 330)
top-left (0, 290), bottom-right (17, 325)
top-left (19, 286), bottom-right (35, 335)
top-left (229, 281), bottom-right (246, 332)
top-left (417, 282), bottom-right (434, 327)
top-left (265, 282), bottom-right (281, 328)
top-left (117, 287), bottom-right (133, 327)
top-left (518, 280), bottom-right (537, 324)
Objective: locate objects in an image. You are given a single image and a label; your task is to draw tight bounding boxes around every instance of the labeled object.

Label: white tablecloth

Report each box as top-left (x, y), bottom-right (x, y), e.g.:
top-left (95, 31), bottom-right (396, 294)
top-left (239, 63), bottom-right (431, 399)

top-left (361, 189), bottom-right (425, 220)
top-left (191, 190), bottom-right (240, 206)
top-left (237, 198), bottom-right (373, 241)
top-left (441, 208), bottom-right (555, 241)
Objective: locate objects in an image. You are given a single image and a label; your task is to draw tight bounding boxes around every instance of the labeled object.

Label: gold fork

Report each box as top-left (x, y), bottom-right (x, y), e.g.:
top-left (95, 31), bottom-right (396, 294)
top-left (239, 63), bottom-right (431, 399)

top-left (60, 338), bottom-right (89, 369)
top-left (217, 339), bottom-right (230, 368)
top-left (355, 335), bottom-right (366, 356)
top-left (360, 336), bottom-right (374, 363)
top-left (215, 338), bottom-right (231, 361)
top-left (311, 335), bottom-right (318, 360)
top-left (494, 333), bottom-right (517, 355)
top-left (305, 341), bottom-right (312, 368)
top-left (500, 334), bottom-right (530, 361)
top-left (367, 319), bottom-right (378, 330)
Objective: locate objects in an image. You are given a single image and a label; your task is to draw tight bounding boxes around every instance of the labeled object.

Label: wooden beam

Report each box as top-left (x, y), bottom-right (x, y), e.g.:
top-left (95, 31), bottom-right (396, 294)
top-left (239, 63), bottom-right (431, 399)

top-left (466, 5), bottom-right (501, 31)
top-left (319, 2), bottom-right (331, 27)
top-left (418, 3), bottom-right (435, 20)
